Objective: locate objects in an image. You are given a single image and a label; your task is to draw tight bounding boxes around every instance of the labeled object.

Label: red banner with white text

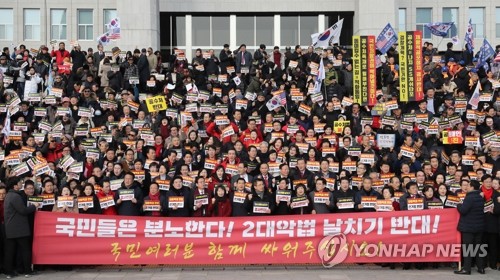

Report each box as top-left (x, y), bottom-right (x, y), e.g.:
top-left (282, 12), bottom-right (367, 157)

top-left (33, 209), bottom-right (460, 265)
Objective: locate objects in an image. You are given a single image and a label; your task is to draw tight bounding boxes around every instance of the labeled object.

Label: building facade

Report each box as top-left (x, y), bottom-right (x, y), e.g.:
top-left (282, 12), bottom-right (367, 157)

top-left (0, 0), bottom-right (498, 60)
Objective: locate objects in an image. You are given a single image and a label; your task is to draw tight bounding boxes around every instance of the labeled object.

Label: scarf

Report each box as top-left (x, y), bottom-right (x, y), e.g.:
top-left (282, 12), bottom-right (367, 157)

top-left (148, 192), bottom-right (161, 216)
top-left (149, 192), bottom-right (160, 201)
top-left (154, 143), bottom-right (163, 159)
top-left (481, 185), bottom-right (493, 201)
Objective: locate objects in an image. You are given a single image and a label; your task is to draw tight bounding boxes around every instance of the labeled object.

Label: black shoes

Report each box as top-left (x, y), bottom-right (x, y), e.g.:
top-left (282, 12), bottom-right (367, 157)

top-left (454, 269), bottom-right (471, 275)
top-left (477, 268), bottom-right (485, 274)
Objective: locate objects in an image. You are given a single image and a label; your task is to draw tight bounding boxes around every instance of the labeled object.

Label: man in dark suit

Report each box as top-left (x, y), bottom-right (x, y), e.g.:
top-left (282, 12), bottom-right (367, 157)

top-left (231, 163), bottom-right (253, 190)
top-left (253, 163), bottom-right (273, 192)
top-left (137, 48), bottom-right (150, 91)
top-left (93, 44), bottom-right (105, 72)
top-left (234, 44), bottom-right (253, 73)
top-left (424, 88), bottom-right (443, 117)
top-left (12, 102), bottom-right (34, 124)
top-left (291, 158), bottom-right (315, 192)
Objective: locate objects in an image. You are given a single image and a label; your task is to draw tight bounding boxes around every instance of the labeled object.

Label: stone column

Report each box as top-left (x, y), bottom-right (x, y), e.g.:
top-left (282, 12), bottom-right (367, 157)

top-left (354, 0), bottom-right (398, 36)
top-left (116, 0), bottom-right (160, 51)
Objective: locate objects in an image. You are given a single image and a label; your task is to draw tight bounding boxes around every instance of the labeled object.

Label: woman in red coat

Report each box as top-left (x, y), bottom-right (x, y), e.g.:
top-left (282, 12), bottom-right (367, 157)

top-left (208, 185), bottom-right (232, 217)
top-left (207, 166), bottom-right (231, 194)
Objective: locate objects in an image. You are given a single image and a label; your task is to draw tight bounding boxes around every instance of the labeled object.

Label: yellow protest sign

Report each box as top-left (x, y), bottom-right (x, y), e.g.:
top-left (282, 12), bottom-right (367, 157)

top-left (333, 121), bottom-right (350, 134)
top-left (146, 96), bottom-right (167, 112)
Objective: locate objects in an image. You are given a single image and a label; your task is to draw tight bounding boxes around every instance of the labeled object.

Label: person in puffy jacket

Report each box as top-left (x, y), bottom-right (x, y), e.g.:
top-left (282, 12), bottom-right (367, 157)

top-left (3, 177), bottom-right (39, 278)
top-left (454, 180), bottom-right (486, 275)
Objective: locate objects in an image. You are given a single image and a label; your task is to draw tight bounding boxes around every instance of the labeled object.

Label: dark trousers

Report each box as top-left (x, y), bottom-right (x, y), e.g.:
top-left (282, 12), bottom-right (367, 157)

top-left (4, 236), bottom-right (32, 275)
top-left (0, 223), bottom-right (5, 272)
top-left (483, 232), bottom-right (498, 268)
top-left (462, 232), bottom-right (484, 272)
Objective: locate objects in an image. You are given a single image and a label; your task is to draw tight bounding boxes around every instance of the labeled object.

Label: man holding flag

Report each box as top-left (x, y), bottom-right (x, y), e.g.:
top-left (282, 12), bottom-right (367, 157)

top-left (311, 19), bottom-right (344, 48)
top-left (465, 19), bottom-right (474, 53)
top-left (462, 19), bottom-right (475, 65)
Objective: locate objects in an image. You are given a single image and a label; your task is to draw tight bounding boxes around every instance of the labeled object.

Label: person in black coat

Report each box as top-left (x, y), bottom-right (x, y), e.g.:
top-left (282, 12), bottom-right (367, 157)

top-left (493, 185), bottom-right (500, 271)
top-left (248, 178), bottom-right (275, 216)
top-left (482, 176), bottom-right (498, 270)
top-left (399, 182), bottom-right (425, 211)
top-left (230, 178), bottom-right (251, 216)
top-left (114, 172), bottom-right (144, 216)
top-left (70, 45), bottom-right (86, 72)
top-left (454, 180), bottom-right (486, 275)
top-left (273, 178), bottom-right (291, 215)
top-left (291, 158), bottom-right (315, 192)
top-left (219, 44), bottom-right (234, 74)
top-left (332, 177), bottom-right (356, 213)
top-left (138, 49), bottom-right (151, 91)
top-left (79, 183), bottom-right (102, 214)
top-left (165, 176), bottom-right (192, 217)
top-left (354, 177), bottom-right (381, 212)
top-left (3, 177), bottom-right (39, 278)
top-left (444, 42), bottom-right (456, 64)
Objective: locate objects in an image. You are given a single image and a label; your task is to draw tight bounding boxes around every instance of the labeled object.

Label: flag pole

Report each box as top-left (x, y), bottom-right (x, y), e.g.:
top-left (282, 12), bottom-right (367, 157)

top-left (436, 36), bottom-right (445, 51)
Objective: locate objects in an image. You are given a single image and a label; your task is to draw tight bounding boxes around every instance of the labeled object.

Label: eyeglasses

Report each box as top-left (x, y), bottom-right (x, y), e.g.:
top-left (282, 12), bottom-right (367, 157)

top-left (129, 134), bottom-right (136, 137)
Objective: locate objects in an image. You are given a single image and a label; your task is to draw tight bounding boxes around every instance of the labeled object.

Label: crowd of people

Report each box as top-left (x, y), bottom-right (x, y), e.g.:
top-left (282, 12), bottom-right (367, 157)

top-left (0, 38), bottom-right (499, 276)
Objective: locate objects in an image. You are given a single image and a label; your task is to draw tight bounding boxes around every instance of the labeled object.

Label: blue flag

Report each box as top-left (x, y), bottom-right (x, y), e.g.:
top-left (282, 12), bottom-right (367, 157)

top-left (376, 23), bottom-right (398, 54)
top-left (425, 22), bottom-right (454, 37)
top-left (465, 19), bottom-right (474, 53)
top-left (477, 38), bottom-right (495, 70)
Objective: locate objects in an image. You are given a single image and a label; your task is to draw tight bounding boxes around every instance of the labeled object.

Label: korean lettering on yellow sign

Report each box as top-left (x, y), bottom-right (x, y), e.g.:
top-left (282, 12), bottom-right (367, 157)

top-left (334, 121), bottom-right (350, 134)
top-left (146, 96), bottom-right (167, 112)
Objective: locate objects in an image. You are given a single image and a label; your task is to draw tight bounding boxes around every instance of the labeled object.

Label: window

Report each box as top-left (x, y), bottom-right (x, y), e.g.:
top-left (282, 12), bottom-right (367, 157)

top-left (235, 16), bottom-right (274, 49)
top-left (442, 8), bottom-right (458, 38)
top-left (24, 9), bottom-right (40, 41)
top-left (416, 8), bottom-right (432, 39)
top-left (300, 16), bottom-right (317, 46)
top-left (78, 9), bottom-right (93, 40)
top-left (51, 9), bottom-right (67, 40)
top-left (188, 16), bottom-right (230, 49)
top-left (175, 16), bottom-right (185, 46)
top-left (0, 9), bottom-right (13, 40)
top-left (469, 8), bottom-right (485, 39)
top-left (398, 9), bottom-right (406, 32)
top-left (211, 16), bottom-right (230, 47)
top-left (256, 16), bottom-right (274, 48)
top-left (237, 16), bottom-right (255, 47)
top-left (281, 16), bottom-right (299, 47)
top-left (103, 9), bottom-right (117, 32)
top-left (497, 8), bottom-right (500, 38)
top-left (192, 16), bottom-right (210, 46)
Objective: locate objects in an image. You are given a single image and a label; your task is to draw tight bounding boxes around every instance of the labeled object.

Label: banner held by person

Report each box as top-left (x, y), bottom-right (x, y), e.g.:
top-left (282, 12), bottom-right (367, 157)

top-left (146, 96), bottom-right (167, 112)
top-left (33, 210), bottom-right (460, 265)
top-left (352, 35), bottom-right (376, 106)
top-left (398, 31), bottom-right (424, 102)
